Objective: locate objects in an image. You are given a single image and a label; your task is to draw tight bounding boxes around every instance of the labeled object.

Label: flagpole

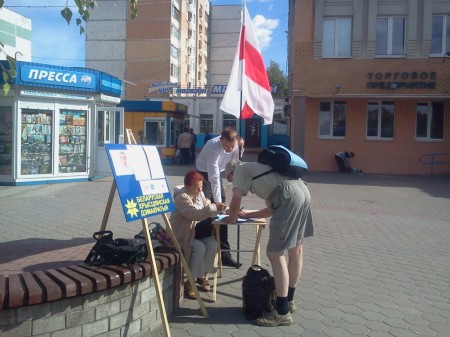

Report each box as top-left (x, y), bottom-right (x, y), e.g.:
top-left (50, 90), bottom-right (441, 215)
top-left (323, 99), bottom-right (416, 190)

top-left (238, 1), bottom-right (245, 159)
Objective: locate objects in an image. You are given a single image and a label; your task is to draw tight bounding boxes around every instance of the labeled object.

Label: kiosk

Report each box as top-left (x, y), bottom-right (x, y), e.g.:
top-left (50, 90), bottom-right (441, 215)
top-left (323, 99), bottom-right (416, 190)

top-left (0, 61), bottom-right (124, 185)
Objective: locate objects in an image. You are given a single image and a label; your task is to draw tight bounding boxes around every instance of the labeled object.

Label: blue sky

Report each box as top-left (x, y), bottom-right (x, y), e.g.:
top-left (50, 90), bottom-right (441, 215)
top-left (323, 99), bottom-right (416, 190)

top-left (5, 0), bottom-right (288, 72)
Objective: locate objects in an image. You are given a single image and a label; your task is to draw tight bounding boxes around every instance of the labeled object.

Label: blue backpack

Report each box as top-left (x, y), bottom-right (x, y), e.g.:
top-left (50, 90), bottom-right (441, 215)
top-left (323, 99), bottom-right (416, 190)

top-left (254, 145), bottom-right (308, 180)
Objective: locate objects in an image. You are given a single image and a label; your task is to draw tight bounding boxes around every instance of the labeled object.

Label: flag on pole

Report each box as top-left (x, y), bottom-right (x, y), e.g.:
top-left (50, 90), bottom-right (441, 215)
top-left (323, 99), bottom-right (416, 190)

top-left (220, 4), bottom-right (274, 125)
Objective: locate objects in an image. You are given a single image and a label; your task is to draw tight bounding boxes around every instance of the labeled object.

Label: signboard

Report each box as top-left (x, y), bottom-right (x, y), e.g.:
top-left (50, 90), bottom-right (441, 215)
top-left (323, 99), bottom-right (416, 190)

top-left (105, 144), bottom-right (175, 222)
top-left (20, 64), bottom-right (96, 89)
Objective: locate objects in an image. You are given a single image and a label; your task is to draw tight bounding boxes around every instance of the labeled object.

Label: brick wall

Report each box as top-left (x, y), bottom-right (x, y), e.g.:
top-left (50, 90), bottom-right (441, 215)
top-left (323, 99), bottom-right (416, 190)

top-left (0, 268), bottom-right (176, 337)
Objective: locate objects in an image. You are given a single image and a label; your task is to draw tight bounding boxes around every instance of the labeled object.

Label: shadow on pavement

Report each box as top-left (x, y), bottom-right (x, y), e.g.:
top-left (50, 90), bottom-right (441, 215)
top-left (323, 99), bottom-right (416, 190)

top-left (0, 238), bottom-right (92, 264)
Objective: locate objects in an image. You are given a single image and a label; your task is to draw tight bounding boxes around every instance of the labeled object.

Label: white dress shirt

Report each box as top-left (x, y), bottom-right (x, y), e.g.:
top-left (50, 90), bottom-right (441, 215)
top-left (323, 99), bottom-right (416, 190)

top-left (196, 135), bottom-right (241, 203)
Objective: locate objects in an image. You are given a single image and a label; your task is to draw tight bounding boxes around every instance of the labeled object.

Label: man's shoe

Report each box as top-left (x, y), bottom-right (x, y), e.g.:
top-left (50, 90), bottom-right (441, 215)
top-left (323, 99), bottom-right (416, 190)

top-left (221, 255), bottom-right (242, 268)
top-left (288, 300), bottom-right (296, 313)
top-left (255, 309), bottom-right (293, 327)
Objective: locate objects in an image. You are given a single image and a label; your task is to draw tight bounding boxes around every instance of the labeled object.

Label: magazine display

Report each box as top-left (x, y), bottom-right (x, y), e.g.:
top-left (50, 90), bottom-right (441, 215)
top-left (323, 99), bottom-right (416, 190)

top-left (59, 109), bottom-right (87, 173)
top-left (20, 108), bottom-right (53, 175)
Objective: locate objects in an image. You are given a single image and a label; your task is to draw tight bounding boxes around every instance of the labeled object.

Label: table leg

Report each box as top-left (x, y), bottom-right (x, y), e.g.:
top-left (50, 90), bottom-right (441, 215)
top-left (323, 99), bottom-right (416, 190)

top-left (215, 224), bottom-right (222, 278)
top-left (237, 224), bottom-right (240, 266)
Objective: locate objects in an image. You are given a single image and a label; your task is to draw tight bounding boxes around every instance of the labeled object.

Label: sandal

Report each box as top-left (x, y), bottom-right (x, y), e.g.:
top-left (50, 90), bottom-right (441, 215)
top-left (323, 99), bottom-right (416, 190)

top-left (197, 277), bottom-right (211, 292)
top-left (184, 281), bottom-right (196, 298)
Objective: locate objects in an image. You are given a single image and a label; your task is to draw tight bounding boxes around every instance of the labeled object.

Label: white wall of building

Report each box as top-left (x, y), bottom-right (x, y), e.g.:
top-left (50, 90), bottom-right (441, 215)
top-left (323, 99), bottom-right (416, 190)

top-left (0, 7), bottom-right (32, 61)
top-left (208, 5), bottom-right (241, 90)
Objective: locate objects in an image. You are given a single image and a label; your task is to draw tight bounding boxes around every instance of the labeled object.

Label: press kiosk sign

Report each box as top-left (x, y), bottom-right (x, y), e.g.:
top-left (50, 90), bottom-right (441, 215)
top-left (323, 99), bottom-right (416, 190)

top-left (105, 144), bottom-right (175, 221)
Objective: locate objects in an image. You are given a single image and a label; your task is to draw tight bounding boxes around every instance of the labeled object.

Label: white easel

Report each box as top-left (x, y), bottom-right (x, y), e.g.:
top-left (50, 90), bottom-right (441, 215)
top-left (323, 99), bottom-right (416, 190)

top-left (98, 130), bottom-right (209, 337)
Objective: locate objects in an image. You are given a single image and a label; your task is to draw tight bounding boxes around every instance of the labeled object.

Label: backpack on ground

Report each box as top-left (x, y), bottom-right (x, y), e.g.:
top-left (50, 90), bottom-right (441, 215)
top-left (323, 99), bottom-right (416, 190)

top-left (254, 145), bottom-right (308, 180)
top-left (84, 231), bottom-right (148, 267)
top-left (241, 265), bottom-right (276, 320)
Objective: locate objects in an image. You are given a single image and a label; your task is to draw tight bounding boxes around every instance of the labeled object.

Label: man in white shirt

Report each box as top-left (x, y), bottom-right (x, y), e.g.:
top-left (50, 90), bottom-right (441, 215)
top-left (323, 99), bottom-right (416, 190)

top-left (196, 128), bottom-right (244, 268)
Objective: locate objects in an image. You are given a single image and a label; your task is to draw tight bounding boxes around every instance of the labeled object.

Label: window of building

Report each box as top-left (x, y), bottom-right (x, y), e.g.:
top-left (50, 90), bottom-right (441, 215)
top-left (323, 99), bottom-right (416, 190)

top-left (319, 101), bottom-right (346, 137)
top-left (431, 14), bottom-right (450, 55)
top-left (416, 102), bottom-right (444, 140)
top-left (171, 25), bottom-right (180, 40)
top-left (170, 44), bottom-right (179, 58)
top-left (171, 6), bottom-right (180, 21)
top-left (170, 63), bottom-right (179, 77)
top-left (376, 17), bottom-right (405, 56)
top-left (223, 115), bottom-right (237, 131)
top-left (322, 17), bottom-right (352, 58)
top-left (200, 114), bottom-right (213, 133)
top-left (145, 120), bottom-right (165, 146)
top-left (366, 101), bottom-right (395, 139)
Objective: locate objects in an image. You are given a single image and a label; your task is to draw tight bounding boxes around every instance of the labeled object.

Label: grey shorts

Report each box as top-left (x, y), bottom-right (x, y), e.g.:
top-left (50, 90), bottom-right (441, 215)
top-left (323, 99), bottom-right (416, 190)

top-left (266, 179), bottom-right (314, 252)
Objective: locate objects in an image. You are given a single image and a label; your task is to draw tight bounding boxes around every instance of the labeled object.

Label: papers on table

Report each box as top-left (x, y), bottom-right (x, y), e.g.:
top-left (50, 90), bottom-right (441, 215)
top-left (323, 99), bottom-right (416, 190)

top-left (216, 214), bottom-right (257, 223)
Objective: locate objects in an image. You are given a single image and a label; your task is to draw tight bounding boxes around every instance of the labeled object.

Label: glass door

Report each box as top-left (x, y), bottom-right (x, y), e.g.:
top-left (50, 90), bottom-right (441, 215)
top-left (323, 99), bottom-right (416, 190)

top-left (94, 107), bottom-right (124, 177)
top-left (58, 109), bottom-right (87, 173)
top-left (20, 108), bottom-right (53, 175)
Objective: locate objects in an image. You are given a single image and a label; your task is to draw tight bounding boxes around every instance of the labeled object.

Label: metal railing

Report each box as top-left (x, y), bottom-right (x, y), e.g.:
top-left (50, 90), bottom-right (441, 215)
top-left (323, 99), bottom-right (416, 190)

top-left (419, 152), bottom-right (450, 174)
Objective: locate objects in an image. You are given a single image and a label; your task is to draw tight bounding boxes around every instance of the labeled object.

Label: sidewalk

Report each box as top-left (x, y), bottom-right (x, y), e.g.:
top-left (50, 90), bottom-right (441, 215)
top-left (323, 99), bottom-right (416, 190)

top-left (1, 164), bottom-right (449, 337)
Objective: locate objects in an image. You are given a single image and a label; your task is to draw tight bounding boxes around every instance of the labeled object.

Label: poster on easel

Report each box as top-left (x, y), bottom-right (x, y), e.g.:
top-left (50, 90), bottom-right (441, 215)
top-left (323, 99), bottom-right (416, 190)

top-left (105, 144), bottom-right (175, 221)
top-left (103, 142), bottom-right (210, 329)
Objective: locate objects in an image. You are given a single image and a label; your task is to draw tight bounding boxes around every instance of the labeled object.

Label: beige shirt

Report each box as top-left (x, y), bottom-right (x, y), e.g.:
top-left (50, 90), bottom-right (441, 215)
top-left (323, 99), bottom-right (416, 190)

top-left (169, 186), bottom-right (219, 261)
top-left (178, 132), bottom-right (193, 149)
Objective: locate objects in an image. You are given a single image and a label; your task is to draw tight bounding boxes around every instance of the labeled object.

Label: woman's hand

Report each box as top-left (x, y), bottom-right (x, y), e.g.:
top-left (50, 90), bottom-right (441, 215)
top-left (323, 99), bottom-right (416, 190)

top-left (216, 202), bottom-right (227, 213)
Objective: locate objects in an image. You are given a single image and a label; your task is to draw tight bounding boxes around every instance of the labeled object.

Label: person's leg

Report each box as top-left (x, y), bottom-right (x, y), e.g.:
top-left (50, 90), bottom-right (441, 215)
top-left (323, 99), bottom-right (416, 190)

top-left (202, 236), bottom-right (218, 275)
top-left (198, 170), bottom-right (239, 267)
top-left (255, 249), bottom-right (292, 327)
top-left (286, 240), bottom-right (303, 312)
top-left (191, 145), bottom-right (196, 164)
top-left (185, 239), bottom-right (205, 298)
top-left (335, 155), bottom-right (346, 173)
top-left (267, 250), bottom-right (289, 311)
top-left (183, 148), bottom-right (190, 165)
top-left (189, 239), bottom-right (205, 278)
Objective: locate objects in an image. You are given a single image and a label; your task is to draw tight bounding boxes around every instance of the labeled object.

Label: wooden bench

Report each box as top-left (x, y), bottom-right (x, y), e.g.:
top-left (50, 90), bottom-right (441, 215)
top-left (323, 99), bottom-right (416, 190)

top-left (0, 252), bottom-right (179, 310)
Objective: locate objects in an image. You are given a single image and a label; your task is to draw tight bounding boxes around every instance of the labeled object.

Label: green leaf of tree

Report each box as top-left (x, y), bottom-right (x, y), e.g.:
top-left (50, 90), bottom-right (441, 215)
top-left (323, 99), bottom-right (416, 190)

top-left (61, 7), bottom-right (73, 25)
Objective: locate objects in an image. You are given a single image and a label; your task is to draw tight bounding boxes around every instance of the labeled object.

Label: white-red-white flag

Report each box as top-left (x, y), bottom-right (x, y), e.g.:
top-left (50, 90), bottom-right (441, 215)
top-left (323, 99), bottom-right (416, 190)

top-left (220, 5), bottom-right (274, 125)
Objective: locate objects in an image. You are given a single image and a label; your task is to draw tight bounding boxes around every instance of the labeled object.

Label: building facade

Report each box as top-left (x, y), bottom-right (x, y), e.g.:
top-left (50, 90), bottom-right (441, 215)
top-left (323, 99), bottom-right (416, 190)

top-left (86, 0), bottom-right (210, 100)
top-left (289, 0), bottom-right (450, 175)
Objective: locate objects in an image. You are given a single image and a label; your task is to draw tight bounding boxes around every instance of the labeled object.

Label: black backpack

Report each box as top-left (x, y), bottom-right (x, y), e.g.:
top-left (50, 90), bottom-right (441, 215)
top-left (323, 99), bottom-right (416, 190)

top-left (242, 265), bottom-right (276, 320)
top-left (254, 145), bottom-right (308, 180)
top-left (84, 231), bottom-right (148, 267)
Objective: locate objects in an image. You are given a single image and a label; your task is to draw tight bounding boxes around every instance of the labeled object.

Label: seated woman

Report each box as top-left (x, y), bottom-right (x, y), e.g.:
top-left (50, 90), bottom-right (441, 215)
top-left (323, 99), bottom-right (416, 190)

top-left (169, 170), bottom-right (225, 298)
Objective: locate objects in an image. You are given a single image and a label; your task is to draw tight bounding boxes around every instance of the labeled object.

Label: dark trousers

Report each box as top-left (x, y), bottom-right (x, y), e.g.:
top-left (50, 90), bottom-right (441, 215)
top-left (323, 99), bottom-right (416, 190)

top-left (180, 148), bottom-right (191, 165)
top-left (190, 145), bottom-right (196, 164)
top-left (335, 155), bottom-right (351, 173)
top-left (197, 170), bottom-right (231, 255)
